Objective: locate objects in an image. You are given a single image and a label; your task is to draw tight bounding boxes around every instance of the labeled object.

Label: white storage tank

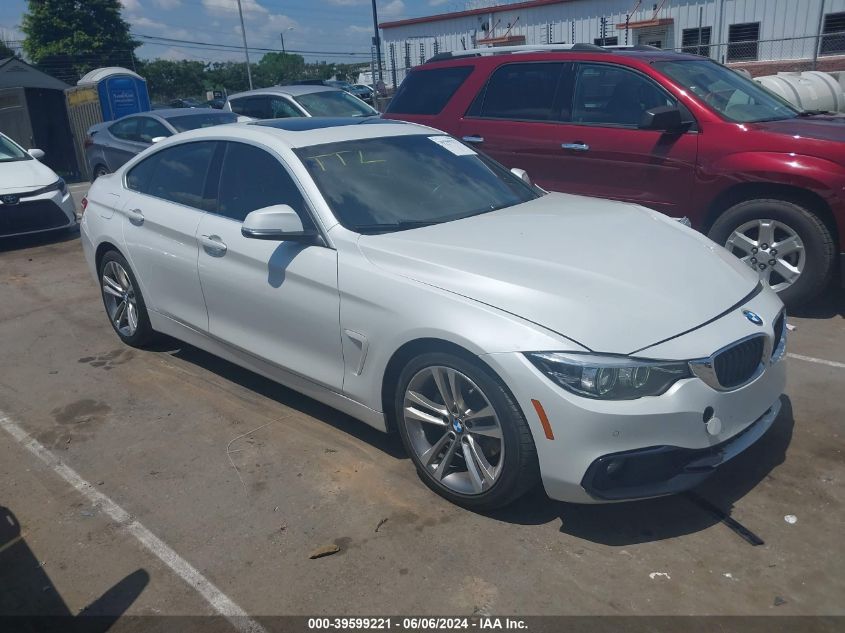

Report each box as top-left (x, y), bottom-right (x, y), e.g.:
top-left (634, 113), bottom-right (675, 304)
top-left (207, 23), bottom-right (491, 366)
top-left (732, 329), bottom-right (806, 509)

top-left (755, 71), bottom-right (845, 113)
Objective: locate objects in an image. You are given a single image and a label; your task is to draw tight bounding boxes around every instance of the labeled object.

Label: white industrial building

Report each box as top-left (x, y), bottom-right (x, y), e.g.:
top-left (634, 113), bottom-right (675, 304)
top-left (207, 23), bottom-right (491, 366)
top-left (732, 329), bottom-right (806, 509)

top-left (379, 0), bottom-right (845, 85)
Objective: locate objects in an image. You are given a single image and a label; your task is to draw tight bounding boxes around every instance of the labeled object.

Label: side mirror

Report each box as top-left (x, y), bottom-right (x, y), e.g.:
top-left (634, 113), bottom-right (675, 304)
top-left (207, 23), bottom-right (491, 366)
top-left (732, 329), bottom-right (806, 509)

top-left (510, 167), bottom-right (532, 185)
top-left (639, 105), bottom-right (685, 132)
top-left (151, 136), bottom-right (168, 144)
top-left (241, 204), bottom-right (319, 242)
top-left (28, 148), bottom-right (45, 159)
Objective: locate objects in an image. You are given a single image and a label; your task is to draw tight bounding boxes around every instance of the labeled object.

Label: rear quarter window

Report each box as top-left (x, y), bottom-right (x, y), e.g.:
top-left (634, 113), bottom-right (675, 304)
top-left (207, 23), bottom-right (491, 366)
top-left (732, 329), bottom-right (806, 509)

top-left (386, 66), bottom-right (473, 115)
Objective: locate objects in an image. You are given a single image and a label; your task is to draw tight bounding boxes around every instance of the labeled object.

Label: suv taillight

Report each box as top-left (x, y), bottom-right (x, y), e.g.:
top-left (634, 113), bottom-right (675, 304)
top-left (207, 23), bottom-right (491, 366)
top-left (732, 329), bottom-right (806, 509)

top-left (81, 197), bottom-right (88, 211)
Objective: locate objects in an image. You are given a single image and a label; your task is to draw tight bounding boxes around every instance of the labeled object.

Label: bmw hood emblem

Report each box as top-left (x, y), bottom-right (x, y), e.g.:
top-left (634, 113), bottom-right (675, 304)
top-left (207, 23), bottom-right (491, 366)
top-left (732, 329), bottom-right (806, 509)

top-left (743, 309), bottom-right (763, 326)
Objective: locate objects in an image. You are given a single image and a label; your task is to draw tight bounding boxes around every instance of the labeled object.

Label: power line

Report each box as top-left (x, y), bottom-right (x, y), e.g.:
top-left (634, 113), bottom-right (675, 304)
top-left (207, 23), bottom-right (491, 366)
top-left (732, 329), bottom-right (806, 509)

top-left (132, 32), bottom-right (371, 56)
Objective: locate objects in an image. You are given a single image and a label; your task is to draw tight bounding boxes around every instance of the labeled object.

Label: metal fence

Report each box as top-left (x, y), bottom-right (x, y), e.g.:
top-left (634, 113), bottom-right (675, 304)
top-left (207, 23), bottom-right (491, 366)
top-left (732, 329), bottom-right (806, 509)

top-left (667, 33), bottom-right (845, 74)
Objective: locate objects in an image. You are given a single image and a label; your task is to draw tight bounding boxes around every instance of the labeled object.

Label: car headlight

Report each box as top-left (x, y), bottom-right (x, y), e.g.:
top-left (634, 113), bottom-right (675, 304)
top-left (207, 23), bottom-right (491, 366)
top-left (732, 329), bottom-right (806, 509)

top-left (526, 352), bottom-right (692, 400)
top-left (32, 178), bottom-right (67, 196)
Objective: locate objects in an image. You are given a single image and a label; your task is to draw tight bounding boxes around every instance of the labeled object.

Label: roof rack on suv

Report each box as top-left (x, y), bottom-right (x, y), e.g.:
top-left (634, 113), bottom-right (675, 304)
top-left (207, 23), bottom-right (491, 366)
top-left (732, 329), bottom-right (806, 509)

top-left (425, 42), bottom-right (608, 63)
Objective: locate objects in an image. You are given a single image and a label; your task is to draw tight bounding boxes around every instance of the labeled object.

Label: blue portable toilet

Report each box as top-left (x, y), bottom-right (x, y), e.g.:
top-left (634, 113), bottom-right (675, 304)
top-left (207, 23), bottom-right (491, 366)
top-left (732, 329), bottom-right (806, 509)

top-left (77, 67), bottom-right (151, 121)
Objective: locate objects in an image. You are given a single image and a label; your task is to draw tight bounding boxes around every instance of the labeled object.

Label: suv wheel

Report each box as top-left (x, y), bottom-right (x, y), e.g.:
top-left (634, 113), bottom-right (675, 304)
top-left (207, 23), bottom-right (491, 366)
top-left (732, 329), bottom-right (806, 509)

top-left (394, 352), bottom-right (538, 510)
top-left (708, 198), bottom-right (835, 306)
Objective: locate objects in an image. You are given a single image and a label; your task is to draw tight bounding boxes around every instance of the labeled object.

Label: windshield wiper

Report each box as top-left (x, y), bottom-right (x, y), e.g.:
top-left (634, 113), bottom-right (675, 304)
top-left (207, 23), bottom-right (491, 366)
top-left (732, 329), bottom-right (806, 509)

top-left (354, 220), bottom-right (441, 234)
top-left (798, 109), bottom-right (833, 117)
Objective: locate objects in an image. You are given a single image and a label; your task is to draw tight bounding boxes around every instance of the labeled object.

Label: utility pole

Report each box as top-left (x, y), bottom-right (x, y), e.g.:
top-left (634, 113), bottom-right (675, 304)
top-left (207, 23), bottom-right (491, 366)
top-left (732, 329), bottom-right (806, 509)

top-left (813, 0), bottom-right (827, 70)
top-left (281, 31), bottom-right (286, 54)
top-left (370, 0), bottom-right (383, 83)
top-left (236, 0), bottom-right (253, 90)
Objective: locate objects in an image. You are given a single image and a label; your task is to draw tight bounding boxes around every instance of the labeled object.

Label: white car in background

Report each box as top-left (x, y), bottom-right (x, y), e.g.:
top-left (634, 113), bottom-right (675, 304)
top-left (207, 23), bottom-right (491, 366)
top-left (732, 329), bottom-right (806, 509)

top-left (0, 132), bottom-right (77, 238)
top-left (225, 85), bottom-right (378, 120)
top-left (80, 118), bottom-right (786, 509)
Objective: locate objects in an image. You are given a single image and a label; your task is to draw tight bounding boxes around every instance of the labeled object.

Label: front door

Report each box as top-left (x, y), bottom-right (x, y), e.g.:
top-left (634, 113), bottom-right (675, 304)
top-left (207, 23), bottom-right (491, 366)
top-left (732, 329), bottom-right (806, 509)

top-left (196, 141), bottom-right (343, 390)
top-left (120, 140), bottom-right (218, 330)
top-left (551, 62), bottom-right (698, 215)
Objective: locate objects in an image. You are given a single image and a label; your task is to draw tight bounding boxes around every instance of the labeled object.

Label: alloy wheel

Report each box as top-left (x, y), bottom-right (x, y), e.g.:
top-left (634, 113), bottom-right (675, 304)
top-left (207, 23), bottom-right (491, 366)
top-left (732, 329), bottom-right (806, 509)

top-left (402, 366), bottom-right (504, 495)
top-left (101, 260), bottom-right (139, 337)
top-left (724, 218), bottom-right (806, 292)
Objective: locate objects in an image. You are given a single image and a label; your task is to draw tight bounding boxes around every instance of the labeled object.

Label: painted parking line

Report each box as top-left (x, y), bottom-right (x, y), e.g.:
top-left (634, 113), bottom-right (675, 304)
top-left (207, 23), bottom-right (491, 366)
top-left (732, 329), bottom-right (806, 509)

top-left (0, 412), bottom-right (267, 633)
top-left (788, 353), bottom-right (845, 370)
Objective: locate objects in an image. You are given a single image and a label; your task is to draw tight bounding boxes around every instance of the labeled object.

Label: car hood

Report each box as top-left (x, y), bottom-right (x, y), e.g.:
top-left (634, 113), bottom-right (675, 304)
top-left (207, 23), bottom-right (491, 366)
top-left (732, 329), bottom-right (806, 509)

top-left (752, 113), bottom-right (845, 143)
top-left (357, 193), bottom-right (759, 354)
top-left (0, 158), bottom-right (59, 191)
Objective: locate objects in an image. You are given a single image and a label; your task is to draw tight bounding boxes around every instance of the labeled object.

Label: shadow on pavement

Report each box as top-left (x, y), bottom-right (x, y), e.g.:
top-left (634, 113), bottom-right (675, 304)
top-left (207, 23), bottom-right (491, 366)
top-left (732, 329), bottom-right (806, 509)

top-left (0, 226), bottom-right (79, 253)
top-left (0, 506), bottom-right (148, 627)
top-left (167, 340), bottom-right (408, 460)
top-left (789, 287), bottom-right (844, 319)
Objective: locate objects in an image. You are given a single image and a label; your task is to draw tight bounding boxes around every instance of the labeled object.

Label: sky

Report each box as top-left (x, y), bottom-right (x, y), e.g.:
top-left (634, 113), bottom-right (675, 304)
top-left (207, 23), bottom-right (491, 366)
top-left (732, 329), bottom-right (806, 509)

top-left (0, 0), bottom-right (482, 65)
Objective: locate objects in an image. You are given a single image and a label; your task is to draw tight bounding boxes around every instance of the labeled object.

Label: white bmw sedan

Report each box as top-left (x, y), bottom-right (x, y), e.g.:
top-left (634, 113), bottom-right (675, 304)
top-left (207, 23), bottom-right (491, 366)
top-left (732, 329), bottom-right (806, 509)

top-left (80, 118), bottom-right (786, 509)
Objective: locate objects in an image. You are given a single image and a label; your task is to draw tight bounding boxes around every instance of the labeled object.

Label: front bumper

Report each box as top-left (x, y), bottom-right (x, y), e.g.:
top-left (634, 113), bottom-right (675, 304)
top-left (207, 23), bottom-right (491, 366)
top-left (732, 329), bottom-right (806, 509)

top-left (481, 294), bottom-right (787, 504)
top-left (581, 399), bottom-right (781, 500)
top-left (0, 189), bottom-right (77, 238)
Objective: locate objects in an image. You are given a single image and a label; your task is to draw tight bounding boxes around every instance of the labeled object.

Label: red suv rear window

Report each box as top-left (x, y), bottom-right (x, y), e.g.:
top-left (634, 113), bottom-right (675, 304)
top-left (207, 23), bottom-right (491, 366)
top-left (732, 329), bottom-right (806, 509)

top-left (386, 66), bottom-right (473, 115)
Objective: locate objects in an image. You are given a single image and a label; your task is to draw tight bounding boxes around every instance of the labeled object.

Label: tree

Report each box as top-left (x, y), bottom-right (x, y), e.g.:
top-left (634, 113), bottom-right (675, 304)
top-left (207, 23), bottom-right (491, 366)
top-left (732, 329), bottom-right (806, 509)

top-left (138, 59), bottom-right (207, 102)
top-left (22, 0), bottom-right (138, 84)
top-left (254, 52), bottom-right (305, 88)
top-left (0, 40), bottom-right (16, 60)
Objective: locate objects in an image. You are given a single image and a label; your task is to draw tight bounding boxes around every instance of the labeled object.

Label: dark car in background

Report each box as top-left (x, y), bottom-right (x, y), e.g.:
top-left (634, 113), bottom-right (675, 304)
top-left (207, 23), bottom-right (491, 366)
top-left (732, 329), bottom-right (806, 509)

top-left (85, 109), bottom-right (238, 179)
top-left (384, 44), bottom-right (845, 307)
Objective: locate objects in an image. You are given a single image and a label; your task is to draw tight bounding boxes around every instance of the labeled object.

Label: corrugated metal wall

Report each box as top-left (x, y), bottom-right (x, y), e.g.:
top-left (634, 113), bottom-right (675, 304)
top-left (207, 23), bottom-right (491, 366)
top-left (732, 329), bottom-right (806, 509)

top-left (382, 0), bottom-right (845, 84)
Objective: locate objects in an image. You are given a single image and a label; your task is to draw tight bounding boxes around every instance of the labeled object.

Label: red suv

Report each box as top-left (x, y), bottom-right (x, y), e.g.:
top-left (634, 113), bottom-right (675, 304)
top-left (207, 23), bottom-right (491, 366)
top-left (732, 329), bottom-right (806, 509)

top-left (383, 45), bottom-right (844, 307)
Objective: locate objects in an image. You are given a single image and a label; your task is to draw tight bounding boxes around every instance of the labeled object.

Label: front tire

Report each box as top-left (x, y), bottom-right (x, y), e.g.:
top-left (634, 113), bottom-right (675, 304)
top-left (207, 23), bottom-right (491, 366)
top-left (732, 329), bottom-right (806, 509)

top-left (708, 198), bottom-right (835, 307)
top-left (394, 352), bottom-right (539, 510)
top-left (98, 250), bottom-right (155, 347)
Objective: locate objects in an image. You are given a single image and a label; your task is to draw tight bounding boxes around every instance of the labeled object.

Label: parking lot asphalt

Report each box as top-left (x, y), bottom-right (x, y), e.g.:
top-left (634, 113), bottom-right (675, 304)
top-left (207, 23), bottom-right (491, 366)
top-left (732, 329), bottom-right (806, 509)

top-left (0, 202), bottom-right (843, 623)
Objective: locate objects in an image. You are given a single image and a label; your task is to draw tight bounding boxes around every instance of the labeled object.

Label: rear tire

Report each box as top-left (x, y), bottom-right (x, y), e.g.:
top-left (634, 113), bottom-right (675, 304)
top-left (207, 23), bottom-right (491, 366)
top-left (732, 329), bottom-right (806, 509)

top-left (708, 198), bottom-right (835, 307)
top-left (98, 250), bottom-right (156, 348)
top-left (91, 165), bottom-right (109, 182)
top-left (394, 352), bottom-right (539, 510)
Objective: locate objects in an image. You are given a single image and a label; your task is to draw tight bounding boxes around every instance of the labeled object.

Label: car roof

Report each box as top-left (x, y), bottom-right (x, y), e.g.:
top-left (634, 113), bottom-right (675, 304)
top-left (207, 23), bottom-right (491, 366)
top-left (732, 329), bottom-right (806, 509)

top-left (226, 85), bottom-right (338, 100)
top-left (420, 44), bottom-right (700, 67)
top-left (154, 118), bottom-right (440, 150)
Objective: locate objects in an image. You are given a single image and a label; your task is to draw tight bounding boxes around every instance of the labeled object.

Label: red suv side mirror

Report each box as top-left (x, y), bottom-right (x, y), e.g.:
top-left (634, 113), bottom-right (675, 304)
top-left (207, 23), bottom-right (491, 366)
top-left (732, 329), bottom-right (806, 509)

top-left (639, 106), bottom-right (685, 132)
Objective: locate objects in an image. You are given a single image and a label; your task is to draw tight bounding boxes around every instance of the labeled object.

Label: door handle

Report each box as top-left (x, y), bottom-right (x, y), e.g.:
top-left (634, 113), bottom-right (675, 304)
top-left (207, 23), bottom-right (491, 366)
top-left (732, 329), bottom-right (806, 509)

top-left (126, 208), bottom-right (144, 225)
top-left (562, 142), bottom-right (590, 152)
top-left (199, 234), bottom-right (227, 255)
top-left (462, 135), bottom-right (485, 144)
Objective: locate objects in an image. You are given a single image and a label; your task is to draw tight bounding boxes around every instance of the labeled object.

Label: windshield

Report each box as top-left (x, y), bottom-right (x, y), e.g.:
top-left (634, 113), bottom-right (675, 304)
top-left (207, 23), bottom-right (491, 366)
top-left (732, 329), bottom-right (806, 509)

top-left (0, 134), bottom-right (31, 162)
top-left (295, 135), bottom-right (541, 234)
top-left (654, 59), bottom-right (801, 123)
top-left (294, 90), bottom-right (376, 117)
top-left (166, 112), bottom-right (238, 132)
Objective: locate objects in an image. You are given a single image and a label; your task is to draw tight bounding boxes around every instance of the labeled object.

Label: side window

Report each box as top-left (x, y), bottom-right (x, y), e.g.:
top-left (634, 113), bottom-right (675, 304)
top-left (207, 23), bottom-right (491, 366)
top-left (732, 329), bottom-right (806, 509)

top-left (385, 66), bottom-right (473, 115)
top-left (138, 117), bottom-right (171, 143)
top-left (229, 96), bottom-right (271, 119)
top-left (572, 64), bottom-right (676, 127)
top-left (477, 63), bottom-right (565, 121)
top-left (126, 153), bottom-right (160, 193)
top-left (109, 117), bottom-right (141, 141)
top-left (142, 141), bottom-right (217, 209)
top-left (269, 97), bottom-right (302, 118)
top-left (215, 142), bottom-right (309, 224)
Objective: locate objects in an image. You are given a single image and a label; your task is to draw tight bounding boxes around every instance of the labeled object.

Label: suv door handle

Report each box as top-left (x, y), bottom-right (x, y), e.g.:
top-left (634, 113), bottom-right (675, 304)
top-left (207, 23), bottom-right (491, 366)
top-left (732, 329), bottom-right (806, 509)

top-left (562, 142), bottom-right (590, 152)
top-left (126, 208), bottom-right (144, 225)
top-left (462, 135), bottom-right (484, 144)
top-left (199, 234), bottom-right (227, 255)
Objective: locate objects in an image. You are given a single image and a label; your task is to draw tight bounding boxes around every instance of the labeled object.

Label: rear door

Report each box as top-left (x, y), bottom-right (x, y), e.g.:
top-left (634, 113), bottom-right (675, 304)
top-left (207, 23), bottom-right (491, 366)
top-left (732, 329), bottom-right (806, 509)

top-left (120, 141), bottom-right (218, 330)
top-left (550, 62), bottom-right (698, 214)
top-left (457, 61), bottom-right (572, 190)
top-left (105, 117), bottom-right (148, 170)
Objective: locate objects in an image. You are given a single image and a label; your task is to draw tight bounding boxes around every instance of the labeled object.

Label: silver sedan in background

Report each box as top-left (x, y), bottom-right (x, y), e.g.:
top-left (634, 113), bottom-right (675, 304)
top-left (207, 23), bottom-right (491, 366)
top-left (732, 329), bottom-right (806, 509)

top-left (85, 109), bottom-right (238, 180)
